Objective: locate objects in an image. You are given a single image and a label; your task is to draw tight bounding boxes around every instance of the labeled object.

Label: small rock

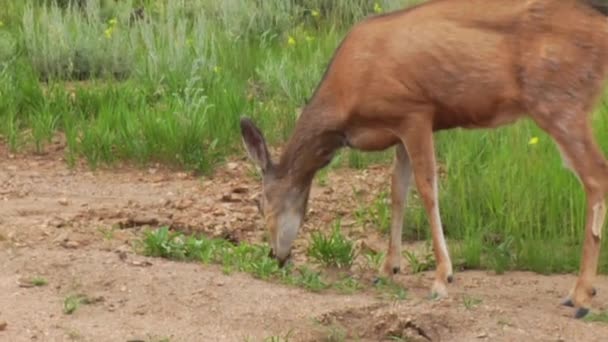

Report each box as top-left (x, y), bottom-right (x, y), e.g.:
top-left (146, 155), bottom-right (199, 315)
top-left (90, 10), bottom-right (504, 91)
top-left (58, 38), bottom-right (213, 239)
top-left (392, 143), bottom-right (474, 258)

top-left (227, 162), bottom-right (239, 171)
top-left (176, 172), bottom-right (189, 180)
top-left (175, 199), bottom-right (193, 210)
top-left (58, 198), bottom-right (69, 206)
top-left (62, 240), bottom-right (80, 249)
top-left (130, 260), bottom-right (152, 267)
top-left (476, 332), bottom-right (488, 339)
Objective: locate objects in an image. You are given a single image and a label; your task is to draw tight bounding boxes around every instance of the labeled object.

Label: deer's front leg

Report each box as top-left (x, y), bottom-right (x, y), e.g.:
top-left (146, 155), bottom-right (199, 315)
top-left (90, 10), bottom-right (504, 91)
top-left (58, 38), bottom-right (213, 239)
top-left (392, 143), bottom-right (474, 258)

top-left (383, 143), bottom-right (412, 276)
top-left (403, 124), bottom-right (453, 298)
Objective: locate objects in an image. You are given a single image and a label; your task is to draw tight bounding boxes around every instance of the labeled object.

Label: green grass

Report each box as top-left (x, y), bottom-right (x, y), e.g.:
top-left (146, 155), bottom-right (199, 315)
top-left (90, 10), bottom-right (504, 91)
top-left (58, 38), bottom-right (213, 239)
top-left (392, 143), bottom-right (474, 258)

top-left (2, 0), bottom-right (608, 276)
top-left (583, 311), bottom-right (608, 324)
top-left (63, 294), bottom-right (88, 315)
top-left (308, 219), bottom-right (356, 269)
top-left (30, 276), bottom-right (48, 287)
top-left (138, 226), bottom-right (355, 293)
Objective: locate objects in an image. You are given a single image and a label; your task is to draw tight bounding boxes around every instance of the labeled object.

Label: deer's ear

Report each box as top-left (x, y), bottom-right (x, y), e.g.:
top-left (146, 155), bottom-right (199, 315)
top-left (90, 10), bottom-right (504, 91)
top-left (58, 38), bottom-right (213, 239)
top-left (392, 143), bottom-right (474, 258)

top-left (240, 117), bottom-right (272, 173)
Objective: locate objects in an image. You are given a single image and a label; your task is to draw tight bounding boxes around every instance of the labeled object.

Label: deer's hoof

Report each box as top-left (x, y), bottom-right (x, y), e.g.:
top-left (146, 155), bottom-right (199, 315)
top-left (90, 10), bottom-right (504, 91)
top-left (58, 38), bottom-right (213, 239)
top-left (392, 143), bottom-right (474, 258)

top-left (447, 274), bottom-right (454, 284)
top-left (575, 307), bottom-right (590, 319)
top-left (429, 280), bottom-right (448, 300)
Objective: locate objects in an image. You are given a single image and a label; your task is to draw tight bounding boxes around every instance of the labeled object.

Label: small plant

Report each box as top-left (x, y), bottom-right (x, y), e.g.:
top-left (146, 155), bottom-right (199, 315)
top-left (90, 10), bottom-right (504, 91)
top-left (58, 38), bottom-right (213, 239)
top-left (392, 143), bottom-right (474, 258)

top-left (322, 323), bottom-right (347, 342)
top-left (63, 294), bottom-right (87, 315)
top-left (333, 277), bottom-right (362, 294)
top-left (261, 330), bottom-right (295, 342)
top-left (354, 190), bottom-right (390, 234)
top-left (484, 235), bottom-right (516, 275)
top-left (308, 219), bottom-right (356, 269)
top-left (373, 276), bottom-right (408, 301)
top-left (63, 293), bottom-right (103, 315)
top-left (462, 294), bottom-right (482, 310)
top-left (364, 250), bottom-right (385, 271)
top-left (293, 266), bottom-right (329, 292)
top-left (97, 226), bottom-right (115, 240)
top-left (583, 311), bottom-right (608, 323)
top-left (403, 242), bottom-right (435, 274)
top-left (30, 277), bottom-right (48, 287)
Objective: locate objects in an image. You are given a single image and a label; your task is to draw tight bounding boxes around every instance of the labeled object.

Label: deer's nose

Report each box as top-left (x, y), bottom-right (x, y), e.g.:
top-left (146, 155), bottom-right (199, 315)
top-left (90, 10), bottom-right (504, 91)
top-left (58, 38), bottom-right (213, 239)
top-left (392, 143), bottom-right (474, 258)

top-left (269, 248), bottom-right (291, 268)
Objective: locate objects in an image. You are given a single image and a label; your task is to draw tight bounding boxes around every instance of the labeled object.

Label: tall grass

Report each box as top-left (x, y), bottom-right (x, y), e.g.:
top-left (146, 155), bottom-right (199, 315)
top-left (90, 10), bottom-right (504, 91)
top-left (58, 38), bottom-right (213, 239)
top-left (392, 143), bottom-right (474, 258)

top-left (1, 0), bottom-right (607, 274)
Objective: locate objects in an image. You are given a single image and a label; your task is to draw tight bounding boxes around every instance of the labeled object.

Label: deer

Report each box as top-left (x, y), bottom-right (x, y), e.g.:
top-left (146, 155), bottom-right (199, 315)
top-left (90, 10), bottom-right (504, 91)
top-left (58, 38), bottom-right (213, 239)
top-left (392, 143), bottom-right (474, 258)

top-left (239, 0), bottom-right (608, 319)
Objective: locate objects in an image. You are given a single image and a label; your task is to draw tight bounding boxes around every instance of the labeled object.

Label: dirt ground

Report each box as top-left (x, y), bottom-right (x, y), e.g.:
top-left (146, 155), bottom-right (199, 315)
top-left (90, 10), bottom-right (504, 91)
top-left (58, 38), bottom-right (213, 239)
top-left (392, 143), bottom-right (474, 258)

top-left (2, 141), bottom-right (608, 342)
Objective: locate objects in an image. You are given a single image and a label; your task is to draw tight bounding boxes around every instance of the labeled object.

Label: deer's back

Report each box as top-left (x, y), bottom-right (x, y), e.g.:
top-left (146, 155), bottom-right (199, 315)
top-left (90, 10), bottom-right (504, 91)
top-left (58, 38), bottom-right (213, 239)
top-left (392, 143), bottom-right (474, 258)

top-left (314, 0), bottom-right (608, 132)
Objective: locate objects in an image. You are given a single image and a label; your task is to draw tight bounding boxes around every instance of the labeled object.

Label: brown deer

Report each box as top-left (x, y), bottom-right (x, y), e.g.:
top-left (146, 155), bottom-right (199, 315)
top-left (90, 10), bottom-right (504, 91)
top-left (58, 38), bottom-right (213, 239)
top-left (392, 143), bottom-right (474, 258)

top-left (240, 0), bottom-right (608, 318)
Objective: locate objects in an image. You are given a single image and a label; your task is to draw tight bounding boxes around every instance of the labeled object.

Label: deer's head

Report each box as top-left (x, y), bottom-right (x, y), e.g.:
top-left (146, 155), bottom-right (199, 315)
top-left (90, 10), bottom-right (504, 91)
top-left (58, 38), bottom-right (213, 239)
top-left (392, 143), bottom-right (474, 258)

top-left (239, 117), bottom-right (308, 267)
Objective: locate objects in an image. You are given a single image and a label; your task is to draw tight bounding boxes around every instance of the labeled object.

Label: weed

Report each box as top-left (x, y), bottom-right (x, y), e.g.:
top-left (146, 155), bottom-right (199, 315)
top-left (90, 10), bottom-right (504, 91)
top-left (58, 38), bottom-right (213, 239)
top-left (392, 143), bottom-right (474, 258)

top-left (308, 219), bottom-right (356, 269)
top-left (363, 250), bottom-right (385, 271)
top-left (333, 277), bottom-right (362, 294)
top-left (30, 277), bottom-right (48, 287)
top-left (63, 294), bottom-right (87, 315)
top-left (373, 276), bottom-right (408, 301)
top-left (583, 311), bottom-right (608, 323)
top-left (323, 323), bottom-right (347, 342)
top-left (293, 266), bottom-right (329, 292)
top-left (402, 242), bottom-right (435, 274)
top-left (260, 329), bottom-right (295, 342)
top-left (462, 294), bottom-right (482, 310)
top-left (354, 190), bottom-right (391, 234)
top-left (97, 226), bottom-right (115, 240)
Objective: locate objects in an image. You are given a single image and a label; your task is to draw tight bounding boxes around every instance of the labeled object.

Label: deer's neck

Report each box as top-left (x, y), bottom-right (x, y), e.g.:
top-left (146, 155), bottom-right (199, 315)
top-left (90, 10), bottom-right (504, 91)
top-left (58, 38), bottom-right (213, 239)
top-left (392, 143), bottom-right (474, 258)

top-left (275, 111), bottom-right (345, 189)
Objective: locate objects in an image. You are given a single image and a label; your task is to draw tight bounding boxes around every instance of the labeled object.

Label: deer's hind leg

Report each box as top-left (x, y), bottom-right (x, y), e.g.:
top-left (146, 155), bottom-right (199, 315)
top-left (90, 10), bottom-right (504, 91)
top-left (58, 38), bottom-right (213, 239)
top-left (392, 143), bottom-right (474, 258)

top-left (527, 98), bottom-right (608, 319)
top-left (382, 143), bottom-right (413, 276)
top-left (521, 35), bottom-right (608, 317)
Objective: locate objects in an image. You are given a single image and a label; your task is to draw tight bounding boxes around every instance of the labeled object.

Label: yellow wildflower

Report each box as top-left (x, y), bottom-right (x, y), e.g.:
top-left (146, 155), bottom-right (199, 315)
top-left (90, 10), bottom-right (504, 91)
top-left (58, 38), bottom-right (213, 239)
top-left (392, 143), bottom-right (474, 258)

top-left (108, 18), bottom-right (117, 26)
top-left (287, 36), bottom-right (296, 46)
top-left (528, 136), bottom-right (539, 145)
top-left (213, 65), bottom-right (221, 74)
top-left (374, 2), bottom-right (383, 14)
top-left (311, 9), bottom-right (320, 18)
top-left (104, 27), bottom-right (113, 39)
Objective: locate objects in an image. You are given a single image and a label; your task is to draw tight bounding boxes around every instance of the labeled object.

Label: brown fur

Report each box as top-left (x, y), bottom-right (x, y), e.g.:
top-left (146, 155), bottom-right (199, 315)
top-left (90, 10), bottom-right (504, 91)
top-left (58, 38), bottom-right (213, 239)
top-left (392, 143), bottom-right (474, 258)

top-left (240, 0), bottom-right (608, 317)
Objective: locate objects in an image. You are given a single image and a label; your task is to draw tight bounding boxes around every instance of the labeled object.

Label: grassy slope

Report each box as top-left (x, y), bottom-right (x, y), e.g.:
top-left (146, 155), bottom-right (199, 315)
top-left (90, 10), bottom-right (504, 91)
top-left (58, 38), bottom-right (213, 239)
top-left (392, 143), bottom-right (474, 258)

top-left (1, 0), bottom-right (607, 274)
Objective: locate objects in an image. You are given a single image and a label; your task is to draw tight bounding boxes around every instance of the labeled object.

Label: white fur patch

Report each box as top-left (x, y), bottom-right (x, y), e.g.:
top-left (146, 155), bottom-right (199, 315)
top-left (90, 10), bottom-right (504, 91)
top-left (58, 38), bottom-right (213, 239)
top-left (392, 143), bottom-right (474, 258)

top-left (275, 211), bottom-right (302, 259)
top-left (592, 202), bottom-right (606, 240)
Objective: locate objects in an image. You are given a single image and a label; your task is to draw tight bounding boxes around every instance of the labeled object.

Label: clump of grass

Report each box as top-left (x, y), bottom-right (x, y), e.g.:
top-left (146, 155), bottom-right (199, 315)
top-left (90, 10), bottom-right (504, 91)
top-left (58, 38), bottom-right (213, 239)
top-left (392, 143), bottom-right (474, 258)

top-left (402, 242), bottom-right (435, 274)
top-left (363, 250), bottom-right (385, 271)
top-left (462, 294), bottom-right (483, 310)
top-left (333, 276), bottom-right (362, 294)
top-left (138, 227), bottom-right (337, 293)
top-left (373, 276), bottom-right (408, 301)
top-left (63, 294), bottom-right (87, 315)
top-left (30, 277), bottom-right (48, 287)
top-left (583, 311), bottom-right (608, 324)
top-left (290, 266), bottom-right (329, 292)
top-left (308, 219), bottom-right (356, 269)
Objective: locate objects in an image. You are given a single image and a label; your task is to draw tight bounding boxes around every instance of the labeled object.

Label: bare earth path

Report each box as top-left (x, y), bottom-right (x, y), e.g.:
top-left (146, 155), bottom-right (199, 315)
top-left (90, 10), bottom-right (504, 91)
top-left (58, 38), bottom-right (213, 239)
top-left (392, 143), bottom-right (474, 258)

top-left (1, 146), bottom-right (608, 341)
